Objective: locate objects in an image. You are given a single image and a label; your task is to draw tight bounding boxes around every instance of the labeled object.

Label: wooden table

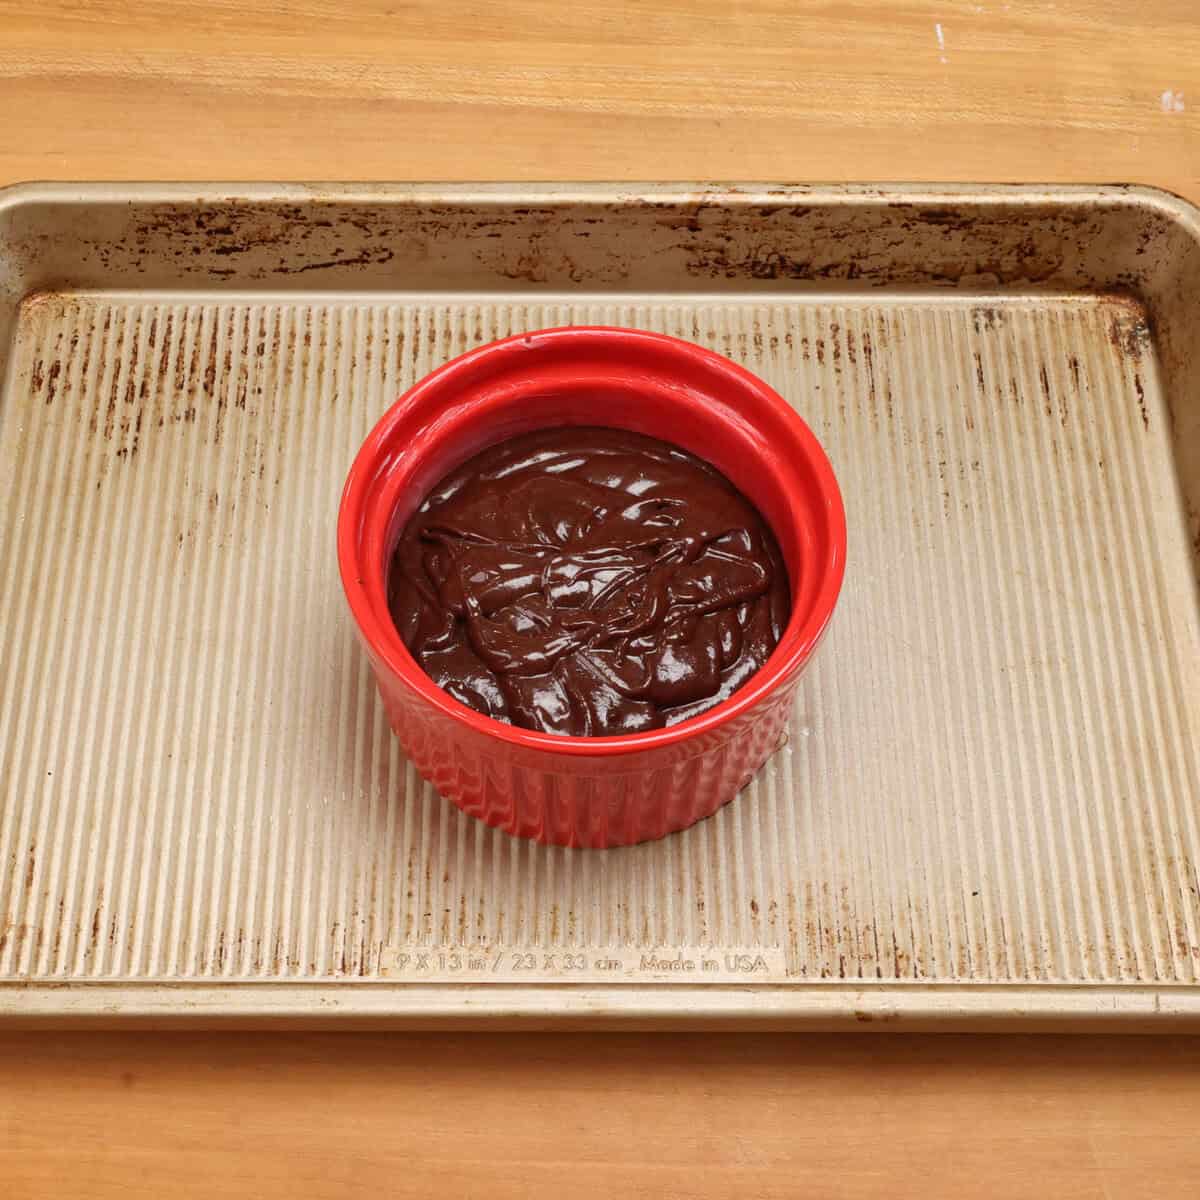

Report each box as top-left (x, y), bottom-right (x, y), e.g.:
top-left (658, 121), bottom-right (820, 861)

top-left (1, 1033), bottom-right (1198, 1198)
top-left (1, 2), bottom-right (1198, 1196)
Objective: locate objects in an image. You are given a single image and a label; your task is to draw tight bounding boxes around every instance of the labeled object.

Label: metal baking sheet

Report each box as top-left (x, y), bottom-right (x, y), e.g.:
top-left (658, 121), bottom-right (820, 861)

top-left (1, 183), bottom-right (1198, 1028)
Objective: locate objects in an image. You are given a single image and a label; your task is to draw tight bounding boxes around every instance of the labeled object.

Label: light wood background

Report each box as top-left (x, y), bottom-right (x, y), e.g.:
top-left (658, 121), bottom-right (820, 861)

top-left (2, 2), bottom-right (1199, 1197)
top-left (0, 0), bottom-right (1197, 196)
top-left (0, 1033), bottom-right (1198, 1198)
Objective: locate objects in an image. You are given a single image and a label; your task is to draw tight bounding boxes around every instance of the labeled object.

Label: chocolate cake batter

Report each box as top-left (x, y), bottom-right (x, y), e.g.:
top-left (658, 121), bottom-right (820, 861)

top-left (387, 427), bottom-right (791, 736)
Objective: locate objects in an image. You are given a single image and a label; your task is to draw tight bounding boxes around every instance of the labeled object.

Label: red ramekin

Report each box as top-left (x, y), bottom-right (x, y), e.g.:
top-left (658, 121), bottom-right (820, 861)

top-left (338, 327), bottom-right (846, 848)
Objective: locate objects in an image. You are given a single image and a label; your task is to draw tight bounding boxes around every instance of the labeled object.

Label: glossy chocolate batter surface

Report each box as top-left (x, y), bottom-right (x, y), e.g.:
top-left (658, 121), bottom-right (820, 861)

top-left (387, 427), bottom-right (791, 736)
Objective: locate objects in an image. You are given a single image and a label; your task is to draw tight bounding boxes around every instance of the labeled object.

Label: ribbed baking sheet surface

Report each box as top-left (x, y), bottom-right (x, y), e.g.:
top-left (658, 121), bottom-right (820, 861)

top-left (1, 291), bottom-right (1198, 992)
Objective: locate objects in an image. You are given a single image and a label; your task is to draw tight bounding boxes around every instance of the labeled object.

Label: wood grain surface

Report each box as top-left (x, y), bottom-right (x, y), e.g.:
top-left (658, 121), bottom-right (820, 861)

top-left (2, 1034), bottom-right (1200, 1199)
top-left (2, 2), bottom-right (1199, 1197)
top-left (0, 0), bottom-right (1197, 199)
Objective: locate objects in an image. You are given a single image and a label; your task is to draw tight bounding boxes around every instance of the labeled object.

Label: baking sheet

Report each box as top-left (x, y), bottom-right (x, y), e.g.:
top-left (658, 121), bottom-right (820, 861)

top-left (1, 184), bottom-right (1198, 1027)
